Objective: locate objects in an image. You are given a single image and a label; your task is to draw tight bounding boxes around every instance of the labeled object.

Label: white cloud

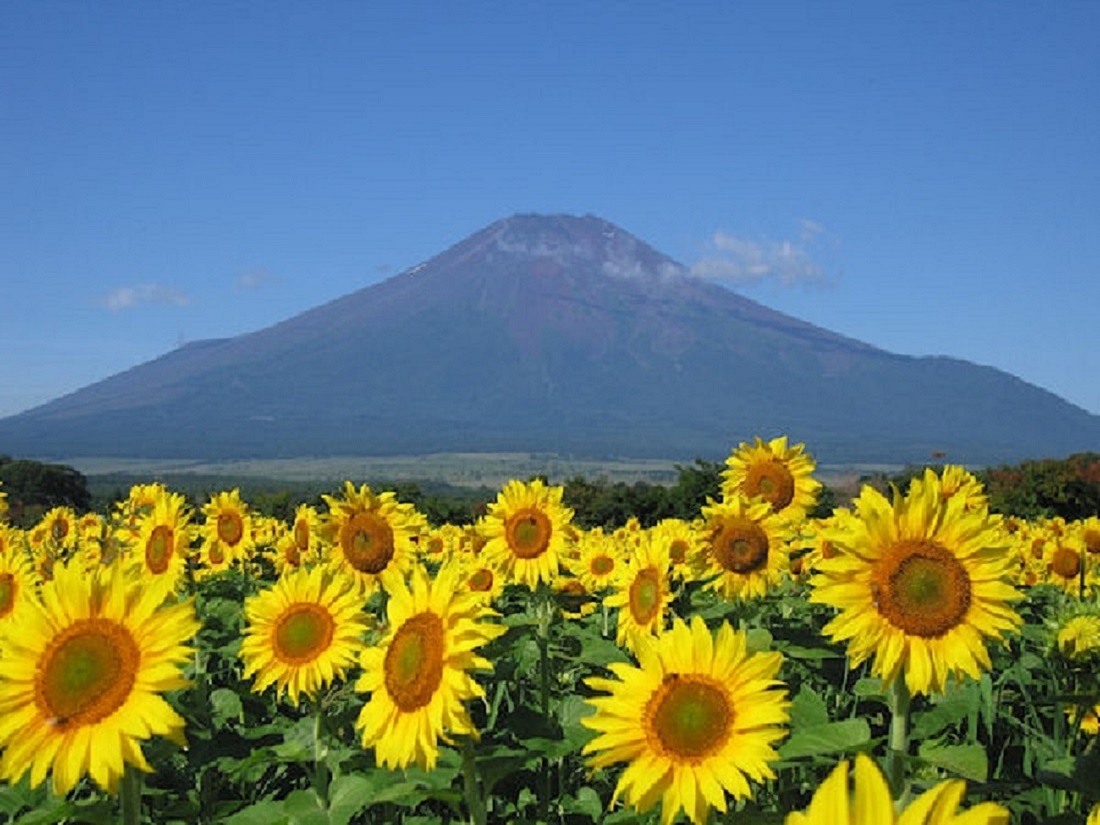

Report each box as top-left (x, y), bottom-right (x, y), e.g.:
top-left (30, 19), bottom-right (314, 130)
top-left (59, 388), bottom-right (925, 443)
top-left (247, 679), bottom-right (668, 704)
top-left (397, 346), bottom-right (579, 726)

top-left (102, 283), bottom-right (191, 311)
top-left (691, 221), bottom-right (838, 287)
top-left (235, 269), bottom-right (280, 291)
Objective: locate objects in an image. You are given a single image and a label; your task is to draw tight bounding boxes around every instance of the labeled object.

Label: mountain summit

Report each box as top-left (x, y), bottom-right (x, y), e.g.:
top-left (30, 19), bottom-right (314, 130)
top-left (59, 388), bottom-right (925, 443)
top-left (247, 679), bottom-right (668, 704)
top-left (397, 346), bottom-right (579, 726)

top-left (2, 213), bottom-right (1098, 464)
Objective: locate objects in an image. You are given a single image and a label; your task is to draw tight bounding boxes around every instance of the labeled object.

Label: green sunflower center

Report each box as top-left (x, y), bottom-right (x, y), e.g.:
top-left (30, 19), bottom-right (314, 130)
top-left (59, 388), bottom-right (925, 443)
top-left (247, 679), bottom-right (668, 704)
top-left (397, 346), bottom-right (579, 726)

top-left (629, 567), bottom-right (662, 625)
top-left (712, 518), bottom-right (770, 574)
top-left (743, 459), bottom-right (795, 511)
top-left (274, 604), bottom-right (334, 665)
top-left (341, 512), bottom-right (396, 575)
top-left (384, 612), bottom-right (444, 712)
top-left (146, 524), bottom-right (173, 574)
top-left (0, 573), bottom-right (15, 618)
top-left (505, 508), bottom-right (552, 559)
top-left (872, 539), bottom-right (971, 638)
top-left (647, 674), bottom-right (732, 761)
top-left (36, 618), bottom-right (139, 730)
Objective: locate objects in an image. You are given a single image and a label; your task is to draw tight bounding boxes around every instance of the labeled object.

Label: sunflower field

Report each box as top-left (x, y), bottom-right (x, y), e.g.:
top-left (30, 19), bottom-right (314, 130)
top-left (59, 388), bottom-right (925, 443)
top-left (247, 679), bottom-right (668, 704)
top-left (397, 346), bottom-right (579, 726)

top-left (0, 437), bottom-right (1098, 825)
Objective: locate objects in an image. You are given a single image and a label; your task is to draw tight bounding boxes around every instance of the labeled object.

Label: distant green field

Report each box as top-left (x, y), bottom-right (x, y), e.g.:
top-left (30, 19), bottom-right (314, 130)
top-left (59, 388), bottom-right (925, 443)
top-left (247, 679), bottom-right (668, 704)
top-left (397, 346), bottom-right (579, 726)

top-left (62, 452), bottom-right (898, 491)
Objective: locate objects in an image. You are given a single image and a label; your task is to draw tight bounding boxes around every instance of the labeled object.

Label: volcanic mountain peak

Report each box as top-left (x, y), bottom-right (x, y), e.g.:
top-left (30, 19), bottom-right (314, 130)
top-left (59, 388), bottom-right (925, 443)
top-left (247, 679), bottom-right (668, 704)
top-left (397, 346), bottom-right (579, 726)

top-left (433, 213), bottom-right (687, 286)
top-left (2, 212), bottom-right (1098, 465)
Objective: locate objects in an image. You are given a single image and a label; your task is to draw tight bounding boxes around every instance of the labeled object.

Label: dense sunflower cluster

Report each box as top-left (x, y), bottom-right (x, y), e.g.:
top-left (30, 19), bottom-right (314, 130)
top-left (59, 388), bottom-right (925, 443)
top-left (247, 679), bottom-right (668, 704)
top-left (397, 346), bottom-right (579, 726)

top-left (0, 438), bottom-right (1097, 823)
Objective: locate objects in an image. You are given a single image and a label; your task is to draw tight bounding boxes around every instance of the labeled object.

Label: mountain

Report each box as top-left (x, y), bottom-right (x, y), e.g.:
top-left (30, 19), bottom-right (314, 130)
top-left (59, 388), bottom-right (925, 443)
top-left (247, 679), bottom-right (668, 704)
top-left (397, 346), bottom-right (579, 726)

top-left (2, 213), bottom-right (1098, 465)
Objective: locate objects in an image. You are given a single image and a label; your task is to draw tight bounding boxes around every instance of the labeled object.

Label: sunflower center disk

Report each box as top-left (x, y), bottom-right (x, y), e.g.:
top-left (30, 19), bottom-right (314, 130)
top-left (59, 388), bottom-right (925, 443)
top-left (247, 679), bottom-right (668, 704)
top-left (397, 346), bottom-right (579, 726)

top-left (342, 512), bottom-right (396, 574)
top-left (669, 540), bottom-right (689, 565)
top-left (36, 619), bottom-right (139, 729)
top-left (0, 574), bottom-right (15, 618)
top-left (274, 605), bottom-right (334, 665)
top-left (505, 508), bottom-right (552, 559)
top-left (629, 568), bottom-right (662, 624)
top-left (873, 539), bottom-right (971, 638)
top-left (1084, 529), bottom-right (1100, 555)
top-left (293, 520), bottom-right (311, 552)
top-left (217, 512), bottom-right (244, 546)
top-left (744, 460), bottom-right (796, 511)
top-left (713, 519), bottom-right (769, 574)
top-left (591, 555), bottom-right (615, 576)
top-left (384, 612), bottom-right (445, 712)
top-left (468, 568), bottom-right (494, 592)
top-left (648, 675), bottom-right (732, 761)
top-left (146, 525), bottom-right (173, 574)
top-left (1052, 546), bottom-right (1082, 579)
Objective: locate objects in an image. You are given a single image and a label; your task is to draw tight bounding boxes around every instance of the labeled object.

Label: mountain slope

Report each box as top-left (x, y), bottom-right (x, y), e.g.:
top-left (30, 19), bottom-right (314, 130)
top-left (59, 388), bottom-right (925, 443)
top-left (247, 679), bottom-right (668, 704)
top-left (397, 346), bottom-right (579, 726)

top-left (2, 213), bottom-right (1098, 464)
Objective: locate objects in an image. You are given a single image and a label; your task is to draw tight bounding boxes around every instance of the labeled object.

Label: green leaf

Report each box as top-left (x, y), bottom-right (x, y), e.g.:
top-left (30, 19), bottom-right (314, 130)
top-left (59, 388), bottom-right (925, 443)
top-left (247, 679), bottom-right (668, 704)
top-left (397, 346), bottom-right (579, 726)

top-left (790, 686), bottom-right (830, 728)
top-left (221, 800), bottom-right (291, 825)
top-left (210, 687), bottom-right (244, 727)
top-left (778, 718), bottom-right (872, 759)
top-left (283, 789), bottom-right (328, 825)
top-left (562, 786), bottom-right (605, 820)
top-left (917, 742), bottom-right (988, 782)
top-left (745, 627), bottom-right (774, 653)
top-left (328, 775), bottom-right (376, 825)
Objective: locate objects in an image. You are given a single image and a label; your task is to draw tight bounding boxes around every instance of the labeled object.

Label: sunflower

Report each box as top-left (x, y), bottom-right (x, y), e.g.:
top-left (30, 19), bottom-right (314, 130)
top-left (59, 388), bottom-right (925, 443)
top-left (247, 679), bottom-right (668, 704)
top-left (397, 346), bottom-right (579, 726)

top-left (583, 614), bottom-right (789, 825)
top-left (37, 506), bottom-right (79, 556)
top-left (699, 494), bottom-right (791, 601)
top-left (721, 435), bottom-right (820, 522)
top-left (322, 482), bottom-right (427, 595)
top-left (0, 549), bottom-right (35, 632)
top-left (810, 473), bottom-right (1023, 696)
top-left (1042, 531), bottom-right (1091, 598)
top-left (355, 561), bottom-right (505, 770)
top-left (1090, 802), bottom-right (1100, 825)
top-left (477, 479), bottom-right (575, 590)
top-left (240, 566), bottom-right (368, 706)
top-left (0, 561), bottom-right (198, 794)
top-left (198, 489), bottom-right (255, 576)
top-left (604, 532), bottom-right (673, 654)
top-left (785, 753), bottom-right (1009, 824)
top-left (453, 553), bottom-right (507, 603)
top-left (0, 522), bottom-right (26, 560)
top-left (1066, 702), bottom-right (1100, 736)
top-left (129, 490), bottom-right (194, 598)
top-left (649, 518), bottom-right (705, 582)
top-left (936, 465), bottom-right (989, 511)
top-left (568, 527), bottom-right (625, 593)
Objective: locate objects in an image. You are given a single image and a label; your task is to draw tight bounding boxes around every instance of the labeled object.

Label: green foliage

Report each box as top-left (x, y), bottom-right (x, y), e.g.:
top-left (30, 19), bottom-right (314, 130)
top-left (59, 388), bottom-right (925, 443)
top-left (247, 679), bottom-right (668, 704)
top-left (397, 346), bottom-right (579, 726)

top-left (0, 455), bottom-right (91, 526)
top-left (981, 453), bottom-right (1100, 520)
top-left (563, 459), bottom-right (723, 528)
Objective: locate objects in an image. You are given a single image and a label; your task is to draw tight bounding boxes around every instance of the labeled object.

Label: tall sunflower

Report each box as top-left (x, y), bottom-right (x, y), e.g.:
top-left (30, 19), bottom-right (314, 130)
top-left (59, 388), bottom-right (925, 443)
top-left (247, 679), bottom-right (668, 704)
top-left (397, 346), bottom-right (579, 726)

top-left (603, 531), bottom-right (673, 654)
top-left (477, 479), bottom-right (574, 590)
top-left (322, 482), bottom-right (427, 594)
top-left (129, 490), bottom-right (194, 599)
top-left (699, 494), bottom-right (791, 601)
top-left (583, 615), bottom-right (789, 825)
top-left (198, 489), bottom-right (255, 576)
top-left (355, 561), bottom-right (505, 770)
top-left (810, 473), bottom-right (1023, 696)
top-left (0, 561), bottom-right (198, 794)
top-left (720, 436), bottom-right (820, 522)
top-left (785, 753), bottom-right (1009, 824)
top-left (240, 566), bottom-right (368, 706)
top-left (0, 548), bottom-right (35, 632)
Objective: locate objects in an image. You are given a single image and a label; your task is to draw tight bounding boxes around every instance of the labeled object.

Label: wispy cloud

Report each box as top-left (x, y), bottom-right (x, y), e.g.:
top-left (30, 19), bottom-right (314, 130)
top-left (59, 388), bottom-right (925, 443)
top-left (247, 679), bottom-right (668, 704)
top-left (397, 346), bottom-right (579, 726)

top-left (691, 220), bottom-right (838, 287)
top-left (235, 268), bottom-right (281, 291)
top-left (102, 283), bottom-right (192, 311)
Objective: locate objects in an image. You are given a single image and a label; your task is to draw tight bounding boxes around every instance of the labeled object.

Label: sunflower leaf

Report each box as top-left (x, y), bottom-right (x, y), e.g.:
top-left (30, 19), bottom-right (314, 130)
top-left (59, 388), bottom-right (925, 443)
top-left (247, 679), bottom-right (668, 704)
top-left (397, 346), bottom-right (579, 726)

top-left (917, 742), bottom-right (988, 782)
top-left (778, 718), bottom-right (872, 759)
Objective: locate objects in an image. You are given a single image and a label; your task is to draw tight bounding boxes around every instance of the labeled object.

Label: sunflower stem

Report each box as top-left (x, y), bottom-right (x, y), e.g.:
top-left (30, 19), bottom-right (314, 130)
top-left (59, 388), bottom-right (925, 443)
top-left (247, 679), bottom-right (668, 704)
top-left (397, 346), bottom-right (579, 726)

top-left (886, 676), bottom-right (911, 806)
top-left (461, 738), bottom-right (488, 825)
top-left (536, 587), bottom-right (554, 823)
top-left (312, 699), bottom-right (330, 807)
top-left (119, 764), bottom-right (143, 825)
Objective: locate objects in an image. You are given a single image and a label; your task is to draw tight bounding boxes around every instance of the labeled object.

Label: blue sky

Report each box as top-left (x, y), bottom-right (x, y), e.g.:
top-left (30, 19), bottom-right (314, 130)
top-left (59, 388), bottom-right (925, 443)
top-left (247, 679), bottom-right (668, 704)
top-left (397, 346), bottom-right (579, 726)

top-left (3, 2), bottom-right (1099, 423)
